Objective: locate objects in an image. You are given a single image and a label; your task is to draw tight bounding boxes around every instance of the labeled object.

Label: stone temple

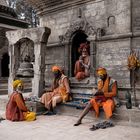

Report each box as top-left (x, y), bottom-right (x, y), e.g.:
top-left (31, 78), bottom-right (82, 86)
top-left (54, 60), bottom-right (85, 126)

top-left (22, 0), bottom-right (140, 103)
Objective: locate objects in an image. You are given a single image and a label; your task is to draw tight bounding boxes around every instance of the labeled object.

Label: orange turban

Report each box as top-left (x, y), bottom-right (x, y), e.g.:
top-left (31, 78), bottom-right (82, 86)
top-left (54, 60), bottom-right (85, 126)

top-left (51, 66), bottom-right (61, 72)
top-left (96, 67), bottom-right (107, 76)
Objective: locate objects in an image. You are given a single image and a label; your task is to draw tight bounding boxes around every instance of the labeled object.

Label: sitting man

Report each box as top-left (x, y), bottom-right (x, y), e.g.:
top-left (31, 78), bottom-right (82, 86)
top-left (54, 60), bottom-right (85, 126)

top-left (41, 66), bottom-right (71, 114)
top-left (74, 42), bottom-right (90, 81)
top-left (6, 80), bottom-right (36, 121)
top-left (74, 67), bottom-right (118, 129)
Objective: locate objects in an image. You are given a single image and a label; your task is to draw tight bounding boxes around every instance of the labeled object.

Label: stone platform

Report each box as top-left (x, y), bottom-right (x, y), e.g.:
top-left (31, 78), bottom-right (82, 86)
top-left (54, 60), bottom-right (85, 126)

top-left (0, 115), bottom-right (140, 140)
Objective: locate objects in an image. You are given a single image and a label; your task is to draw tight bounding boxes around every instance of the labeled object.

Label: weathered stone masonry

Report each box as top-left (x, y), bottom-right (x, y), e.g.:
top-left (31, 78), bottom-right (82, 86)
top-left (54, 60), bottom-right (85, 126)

top-left (26, 0), bottom-right (140, 103)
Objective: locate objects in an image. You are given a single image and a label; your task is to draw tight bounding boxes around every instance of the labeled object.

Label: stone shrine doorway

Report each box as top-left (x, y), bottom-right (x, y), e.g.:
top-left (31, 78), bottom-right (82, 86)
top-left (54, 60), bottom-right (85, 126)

top-left (1, 53), bottom-right (9, 77)
top-left (71, 31), bottom-right (88, 77)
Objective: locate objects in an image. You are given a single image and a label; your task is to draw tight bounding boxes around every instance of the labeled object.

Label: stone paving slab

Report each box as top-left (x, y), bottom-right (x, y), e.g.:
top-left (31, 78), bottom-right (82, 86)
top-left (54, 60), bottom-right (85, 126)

top-left (0, 115), bottom-right (140, 140)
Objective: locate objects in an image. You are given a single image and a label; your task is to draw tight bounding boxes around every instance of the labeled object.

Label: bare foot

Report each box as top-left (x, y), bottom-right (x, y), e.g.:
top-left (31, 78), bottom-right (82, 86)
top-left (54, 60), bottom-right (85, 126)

top-left (74, 120), bottom-right (82, 126)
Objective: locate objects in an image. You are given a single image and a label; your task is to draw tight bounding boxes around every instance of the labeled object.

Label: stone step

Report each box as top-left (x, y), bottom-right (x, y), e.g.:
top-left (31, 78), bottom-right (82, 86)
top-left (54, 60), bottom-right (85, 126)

top-left (0, 98), bottom-right (8, 110)
top-left (56, 103), bottom-right (140, 127)
top-left (0, 83), bottom-right (8, 89)
top-left (0, 80), bottom-right (32, 95)
top-left (0, 94), bottom-right (140, 127)
top-left (0, 78), bottom-right (8, 83)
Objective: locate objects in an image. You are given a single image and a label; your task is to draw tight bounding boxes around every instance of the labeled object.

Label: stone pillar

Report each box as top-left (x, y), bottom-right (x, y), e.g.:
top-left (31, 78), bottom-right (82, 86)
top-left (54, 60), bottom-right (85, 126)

top-left (87, 35), bottom-right (96, 85)
top-left (0, 55), bottom-right (3, 77)
top-left (8, 44), bottom-right (16, 95)
top-left (6, 27), bottom-right (51, 97)
top-left (32, 42), bottom-right (46, 97)
top-left (64, 42), bottom-right (70, 77)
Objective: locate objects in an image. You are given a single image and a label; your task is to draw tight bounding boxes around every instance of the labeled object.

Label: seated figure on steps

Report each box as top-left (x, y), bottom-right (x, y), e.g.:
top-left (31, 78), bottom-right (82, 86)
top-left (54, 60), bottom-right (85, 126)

top-left (6, 80), bottom-right (36, 121)
top-left (74, 67), bottom-right (119, 128)
top-left (41, 66), bottom-right (71, 115)
top-left (74, 42), bottom-right (90, 81)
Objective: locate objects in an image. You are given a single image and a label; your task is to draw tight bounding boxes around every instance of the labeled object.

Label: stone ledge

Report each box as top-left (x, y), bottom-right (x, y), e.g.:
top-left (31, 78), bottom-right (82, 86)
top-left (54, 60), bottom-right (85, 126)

top-left (25, 101), bottom-right (46, 115)
top-left (56, 104), bottom-right (140, 127)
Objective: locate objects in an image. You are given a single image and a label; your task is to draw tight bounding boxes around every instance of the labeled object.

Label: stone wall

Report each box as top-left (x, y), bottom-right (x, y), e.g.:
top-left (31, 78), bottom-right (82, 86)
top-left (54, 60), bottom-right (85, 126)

top-left (45, 45), bottom-right (65, 85)
top-left (39, 0), bottom-right (132, 87)
top-left (132, 0), bottom-right (140, 32)
top-left (132, 37), bottom-right (140, 87)
top-left (96, 38), bottom-right (131, 88)
top-left (40, 0), bottom-right (131, 43)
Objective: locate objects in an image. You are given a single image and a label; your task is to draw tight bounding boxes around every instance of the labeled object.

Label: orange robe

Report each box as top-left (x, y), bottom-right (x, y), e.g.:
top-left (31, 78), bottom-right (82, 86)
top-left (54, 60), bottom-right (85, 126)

top-left (41, 74), bottom-right (70, 109)
top-left (74, 56), bottom-right (90, 81)
top-left (6, 92), bottom-right (28, 121)
top-left (90, 77), bottom-right (117, 119)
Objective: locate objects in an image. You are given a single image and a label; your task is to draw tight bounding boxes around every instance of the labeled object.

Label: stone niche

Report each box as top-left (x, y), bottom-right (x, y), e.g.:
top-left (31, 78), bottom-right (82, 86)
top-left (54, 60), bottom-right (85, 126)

top-left (6, 27), bottom-right (51, 97)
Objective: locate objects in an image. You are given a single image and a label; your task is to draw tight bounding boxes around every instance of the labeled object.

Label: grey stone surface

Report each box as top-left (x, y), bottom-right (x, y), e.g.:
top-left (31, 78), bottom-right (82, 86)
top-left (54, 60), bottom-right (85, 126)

top-left (3, 0), bottom-right (140, 106)
top-left (96, 39), bottom-right (131, 87)
top-left (6, 27), bottom-right (51, 96)
top-left (37, 0), bottom-right (133, 88)
top-left (34, 0), bottom-right (140, 103)
top-left (0, 115), bottom-right (140, 140)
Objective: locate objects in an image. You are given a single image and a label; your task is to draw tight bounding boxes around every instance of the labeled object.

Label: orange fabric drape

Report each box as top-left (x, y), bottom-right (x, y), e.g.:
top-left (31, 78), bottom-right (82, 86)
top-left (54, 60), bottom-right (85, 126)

top-left (74, 61), bottom-right (86, 81)
top-left (41, 74), bottom-right (70, 109)
top-left (90, 77), bottom-right (117, 119)
top-left (6, 92), bottom-right (28, 121)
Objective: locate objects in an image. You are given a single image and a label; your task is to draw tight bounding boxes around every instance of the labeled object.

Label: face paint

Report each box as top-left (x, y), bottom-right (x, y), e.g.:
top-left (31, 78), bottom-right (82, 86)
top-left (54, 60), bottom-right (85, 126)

top-left (53, 71), bottom-right (61, 78)
top-left (82, 48), bottom-right (88, 57)
top-left (99, 75), bottom-right (104, 80)
top-left (17, 84), bottom-right (23, 93)
top-left (99, 74), bottom-right (107, 81)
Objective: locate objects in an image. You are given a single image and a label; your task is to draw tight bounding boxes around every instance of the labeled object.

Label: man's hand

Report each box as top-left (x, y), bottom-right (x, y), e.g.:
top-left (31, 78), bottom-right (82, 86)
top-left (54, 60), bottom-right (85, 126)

top-left (94, 91), bottom-right (104, 96)
top-left (68, 92), bottom-right (72, 101)
top-left (79, 56), bottom-right (83, 63)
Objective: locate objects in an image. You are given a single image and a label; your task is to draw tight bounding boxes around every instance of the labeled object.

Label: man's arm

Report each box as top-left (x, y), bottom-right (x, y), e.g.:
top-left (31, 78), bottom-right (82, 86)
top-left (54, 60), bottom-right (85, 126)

top-left (63, 77), bottom-right (70, 94)
top-left (15, 94), bottom-right (28, 112)
top-left (104, 81), bottom-right (117, 98)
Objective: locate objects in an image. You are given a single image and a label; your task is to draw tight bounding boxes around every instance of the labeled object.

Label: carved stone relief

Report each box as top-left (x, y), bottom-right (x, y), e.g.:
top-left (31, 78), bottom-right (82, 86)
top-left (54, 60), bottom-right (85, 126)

top-left (59, 12), bottom-right (96, 44)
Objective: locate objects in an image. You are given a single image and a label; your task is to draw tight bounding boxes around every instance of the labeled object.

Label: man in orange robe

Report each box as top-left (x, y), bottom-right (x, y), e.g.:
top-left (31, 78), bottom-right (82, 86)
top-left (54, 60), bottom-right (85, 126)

top-left (41, 66), bottom-right (71, 114)
top-left (74, 67), bottom-right (118, 126)
top-left (74, 43), bottom-right (90, 81)
top-left (6, 80), bottom-right (36, 121)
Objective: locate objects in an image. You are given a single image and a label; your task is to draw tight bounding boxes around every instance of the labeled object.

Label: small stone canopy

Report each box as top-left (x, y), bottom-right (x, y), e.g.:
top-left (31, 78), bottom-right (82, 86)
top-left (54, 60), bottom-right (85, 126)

top-left (60, 17), bottom-right (96, 44)
top-left (6, 27), bottom-right (51, 45)
top-left (6, 27), bottom-right (51, 97)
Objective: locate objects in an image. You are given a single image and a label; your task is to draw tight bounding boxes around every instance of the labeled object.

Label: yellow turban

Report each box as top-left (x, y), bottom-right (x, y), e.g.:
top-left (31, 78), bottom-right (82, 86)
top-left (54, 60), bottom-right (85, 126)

top-left (13, 80), bottom-right (23, 89)
top-left (51, 66), bottom-right (61, 72)
top-left (96, 67), bottom-right (107, 76)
